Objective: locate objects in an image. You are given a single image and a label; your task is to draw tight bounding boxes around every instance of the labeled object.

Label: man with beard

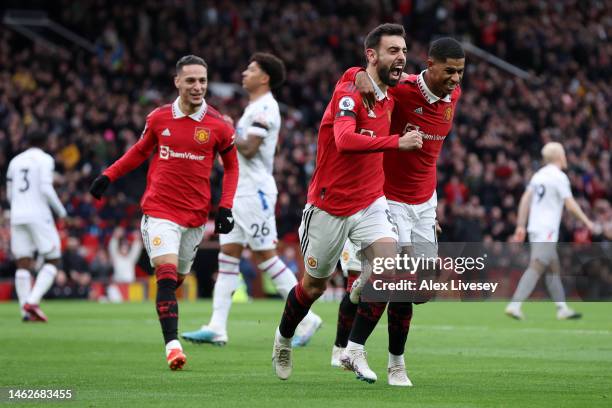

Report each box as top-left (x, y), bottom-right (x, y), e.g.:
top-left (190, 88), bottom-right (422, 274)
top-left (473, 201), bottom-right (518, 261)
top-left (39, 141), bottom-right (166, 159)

top-left (332, 38), bottom-right (466, 386)
top-left (271, 23), bottom-right (423, 382)
top-left (89, 55), bottom-right (239, 370)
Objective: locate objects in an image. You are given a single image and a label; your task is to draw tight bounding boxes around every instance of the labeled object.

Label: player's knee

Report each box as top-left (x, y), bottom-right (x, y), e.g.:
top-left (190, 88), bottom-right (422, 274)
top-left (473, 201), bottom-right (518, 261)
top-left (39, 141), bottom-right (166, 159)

top-left (155, 264), bottom-right (178, 290)
top-left (303, 284), bottom-right (326, 299)
top-left (251, 249), bottom-right (276, 265)
top-left (301, 277), bottom-right (327, 299)
top-left (16, 257), bottom-right (33, 270)
top-left (220, 244), bottom-right (243, 259)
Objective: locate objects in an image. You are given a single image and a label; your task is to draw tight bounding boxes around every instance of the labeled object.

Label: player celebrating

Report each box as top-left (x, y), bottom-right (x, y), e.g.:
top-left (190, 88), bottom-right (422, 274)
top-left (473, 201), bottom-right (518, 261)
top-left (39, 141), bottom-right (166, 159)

top-left (7, 131), bottom-right (67, 322)
top-left (89, 55), bottom-right (239, 370)
top-left (334, 37), bottom-right (465, 386)
top-left (181, 53), bottom-right (322, 347)
top-left (272, 23), bottom-right (422, 382)
top-left (506, 142), bottom-right (597, 320)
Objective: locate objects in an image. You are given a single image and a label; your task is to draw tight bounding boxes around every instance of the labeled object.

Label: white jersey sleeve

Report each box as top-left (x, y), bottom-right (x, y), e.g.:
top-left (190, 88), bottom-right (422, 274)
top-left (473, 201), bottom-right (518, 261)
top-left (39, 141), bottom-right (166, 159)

top-left (235, 92), bottom-right (281, 196)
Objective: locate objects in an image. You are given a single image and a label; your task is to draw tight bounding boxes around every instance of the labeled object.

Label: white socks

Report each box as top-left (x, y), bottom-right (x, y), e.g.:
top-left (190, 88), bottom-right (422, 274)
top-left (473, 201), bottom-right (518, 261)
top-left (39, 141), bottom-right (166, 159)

top-left (389, 353), bottom-right (405, 367)
top-left (165, 339), bottom-right (182, 356)
top-left (15, 269), bottom-right (32, 316)
top-left (26, 264), bottom-right (57, 305)
top-left (259, 256), bottom-right (295, 299)
top-left (346, 340), bottom-right (364, 352)
top-left (259, 256), bottom-right (319, 324)
top-left (208, 253), bottom-right (241, 332)
top-left (275, 327), bottom-right (291, 345)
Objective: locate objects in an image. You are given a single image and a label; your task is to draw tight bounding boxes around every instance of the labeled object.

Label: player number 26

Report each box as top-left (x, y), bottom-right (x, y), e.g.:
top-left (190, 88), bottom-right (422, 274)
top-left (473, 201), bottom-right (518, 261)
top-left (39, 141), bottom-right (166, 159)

top-left (251, 222), bottom-right (270, 238)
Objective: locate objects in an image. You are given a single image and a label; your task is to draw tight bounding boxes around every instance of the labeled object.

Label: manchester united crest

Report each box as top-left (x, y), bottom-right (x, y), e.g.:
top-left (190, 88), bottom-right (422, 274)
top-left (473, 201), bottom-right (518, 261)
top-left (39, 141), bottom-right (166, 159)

top-left (307, 256), bottom-right (318, 269)
top-left (443, 107), bottom-right (453, 122)
top-left (194, 127), bottom-right (210, 144)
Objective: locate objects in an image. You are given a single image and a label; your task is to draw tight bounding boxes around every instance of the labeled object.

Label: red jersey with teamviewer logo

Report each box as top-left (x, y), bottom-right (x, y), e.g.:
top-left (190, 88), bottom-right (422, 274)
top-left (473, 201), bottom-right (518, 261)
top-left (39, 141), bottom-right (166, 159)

top-left (341, 68), bottom-right (462, 204)
top-left (307, 78), bottom-right (400, 216)
top-left (104, 99), bottom-right (237, 227)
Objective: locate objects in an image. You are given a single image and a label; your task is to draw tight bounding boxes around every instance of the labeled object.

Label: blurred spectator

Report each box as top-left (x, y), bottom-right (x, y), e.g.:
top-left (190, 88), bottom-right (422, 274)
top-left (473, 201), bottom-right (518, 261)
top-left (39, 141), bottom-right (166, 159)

top-left (108, 227), bottom-right (142, 283)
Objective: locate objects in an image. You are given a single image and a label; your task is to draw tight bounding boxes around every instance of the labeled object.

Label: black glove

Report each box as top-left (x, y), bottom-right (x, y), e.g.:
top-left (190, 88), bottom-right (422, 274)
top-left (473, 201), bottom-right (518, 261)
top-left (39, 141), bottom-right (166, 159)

top-left (89, 175), bottom-right (111, 199)
top-left (215, 207), bottom-right (234, 234)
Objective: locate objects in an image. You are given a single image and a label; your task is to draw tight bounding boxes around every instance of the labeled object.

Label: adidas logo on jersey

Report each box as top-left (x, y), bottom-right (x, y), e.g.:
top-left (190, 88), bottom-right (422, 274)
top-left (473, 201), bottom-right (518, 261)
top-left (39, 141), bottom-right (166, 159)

top-left (414, 107), bottom-right (423, 115)
top-left (161, 128), bottom-right (171, 136)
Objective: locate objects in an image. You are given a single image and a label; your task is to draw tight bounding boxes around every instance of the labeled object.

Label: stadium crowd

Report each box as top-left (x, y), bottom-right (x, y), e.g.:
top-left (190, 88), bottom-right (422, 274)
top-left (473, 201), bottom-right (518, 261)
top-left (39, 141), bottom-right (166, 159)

top-left (0, 0), bottom-right (610, 283)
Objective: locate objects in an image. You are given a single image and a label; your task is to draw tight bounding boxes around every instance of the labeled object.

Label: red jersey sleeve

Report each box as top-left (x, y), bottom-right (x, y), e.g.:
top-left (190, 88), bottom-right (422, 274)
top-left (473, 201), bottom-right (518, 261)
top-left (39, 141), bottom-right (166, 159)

top-left (218, 146), bottom-right (238, 209)
top-left (217, 122), bottom-right (236, 154)
top-left (104, 111), bottom-right (158, 182)
top-left (216, 123), bottom-right (238, 208)
top-left (338, 66), bottom-right (365, 84)
top-left (333, 86), bottom-right (399, 153)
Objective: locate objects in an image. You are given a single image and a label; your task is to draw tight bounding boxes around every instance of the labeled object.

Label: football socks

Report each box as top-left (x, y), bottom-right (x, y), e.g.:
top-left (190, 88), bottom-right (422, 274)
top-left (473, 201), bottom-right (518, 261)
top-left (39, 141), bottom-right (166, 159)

top-left (155, 263), bottom-right (179, 344)
top-left (279, 282), bottom-right (314, 339)
top-left (27, 264), bottom-right (57, 305)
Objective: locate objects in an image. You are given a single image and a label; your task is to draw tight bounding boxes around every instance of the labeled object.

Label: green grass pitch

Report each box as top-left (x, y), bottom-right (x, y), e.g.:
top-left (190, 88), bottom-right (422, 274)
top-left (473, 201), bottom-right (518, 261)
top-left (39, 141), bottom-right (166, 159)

top-left (1, 300), bottom-right (611, 407)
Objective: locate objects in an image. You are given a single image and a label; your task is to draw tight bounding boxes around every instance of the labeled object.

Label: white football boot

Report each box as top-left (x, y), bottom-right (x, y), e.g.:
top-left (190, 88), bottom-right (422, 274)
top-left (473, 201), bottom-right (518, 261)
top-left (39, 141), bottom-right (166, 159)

top-left (340, 348), bottom-right (377, 383)
top-left (272, 328), bottom-right (293, 380)
top-left (331, 345), bottom-right (345, 367)
top-left (387, 363), bottom-right (413, 387)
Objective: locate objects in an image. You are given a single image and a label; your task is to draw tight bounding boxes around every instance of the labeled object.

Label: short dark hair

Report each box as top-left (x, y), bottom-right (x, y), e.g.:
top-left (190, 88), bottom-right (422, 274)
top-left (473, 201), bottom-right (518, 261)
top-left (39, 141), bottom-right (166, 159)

top-left (429, 37), bottom-right (465, 62)
top-left (176, 55), bottom-right (208, 74)
top-left (27, 131), bottom-right (46, 147)
top-left (364, 23), bottom-right (406, 50)
top-left (250, 52), bottom-right (286, 89)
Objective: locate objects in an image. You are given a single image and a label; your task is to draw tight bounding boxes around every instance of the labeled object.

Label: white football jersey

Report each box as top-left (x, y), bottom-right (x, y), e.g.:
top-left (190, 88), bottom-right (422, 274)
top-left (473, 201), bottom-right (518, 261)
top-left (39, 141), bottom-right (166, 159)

top-left (526, 164), bottom-right (572, 239)
top-left (6, 147), bottom-right (66, 225)
top-left (235, 92), bottom-right (281, 196)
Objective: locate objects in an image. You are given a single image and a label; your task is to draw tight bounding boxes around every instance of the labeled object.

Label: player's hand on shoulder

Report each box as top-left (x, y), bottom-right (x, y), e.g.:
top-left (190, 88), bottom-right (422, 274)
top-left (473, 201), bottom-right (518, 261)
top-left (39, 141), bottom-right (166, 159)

top-left (513, 226), bottom-right (526, 243)
top-left (89, 174), bottom-right (111, 200)
top-left (215, 207), bottom-right (234, 234)
top-left (355, 71), bottom-right (376, 111)
top-left (398, 129), bottom-right (423, 151)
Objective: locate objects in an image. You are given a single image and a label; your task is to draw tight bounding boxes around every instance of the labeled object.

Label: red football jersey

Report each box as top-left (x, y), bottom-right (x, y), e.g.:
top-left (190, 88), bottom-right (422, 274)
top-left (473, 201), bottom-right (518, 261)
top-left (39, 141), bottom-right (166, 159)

top-left (341, 68), bottom-right (462, 204)
top-left (104, 99), bottom-right (237, 227)
top-left (385, 73), bottom-right (461, 204)
top-left (307, 79), bottom-right (399, 216)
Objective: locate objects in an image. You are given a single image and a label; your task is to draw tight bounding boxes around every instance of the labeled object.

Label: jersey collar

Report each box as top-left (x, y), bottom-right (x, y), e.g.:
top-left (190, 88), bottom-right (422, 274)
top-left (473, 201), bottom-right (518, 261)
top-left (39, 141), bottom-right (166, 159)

top-left (172, 97), bottom-right (208, 122)
top-left (417, 70), bottom-right (451, 104)
top-left (366, 72), bottom-right (388, 101)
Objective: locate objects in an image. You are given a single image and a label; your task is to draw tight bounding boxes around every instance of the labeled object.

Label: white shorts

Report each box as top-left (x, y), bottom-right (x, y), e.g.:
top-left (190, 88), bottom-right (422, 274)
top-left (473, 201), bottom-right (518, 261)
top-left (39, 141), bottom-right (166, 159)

top-left (528, 230), bottom-right (559, 265)
top-left (299, 196), bottom-right (398, 279)
top-left (219, 193), bottom-right (278, 251)
top-left (11, 220), bottom-right (61, 259)
top-left (340, 239), bottom-right (361, 277)
top-left (388, 192), bottom-right (438, 259)
top-left (140, 215), bottom-right (205, 275)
